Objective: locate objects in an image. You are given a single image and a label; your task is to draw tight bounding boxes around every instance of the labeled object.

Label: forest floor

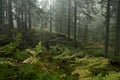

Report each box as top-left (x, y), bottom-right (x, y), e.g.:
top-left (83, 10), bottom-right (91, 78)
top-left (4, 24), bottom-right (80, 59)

top-left (0, 29), bottom-right (120, 80)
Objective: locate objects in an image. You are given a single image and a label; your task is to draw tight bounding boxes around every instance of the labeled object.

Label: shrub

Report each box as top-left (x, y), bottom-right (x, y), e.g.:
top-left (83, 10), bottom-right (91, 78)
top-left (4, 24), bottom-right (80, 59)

top-left (0, 33), bottom-right (21, 56)
top-left (94, 72), bottom-right (120, 80)
top-left (72, 56), bottom-right (110, 79)
top-left (23, 42), bottom-right (42, 64)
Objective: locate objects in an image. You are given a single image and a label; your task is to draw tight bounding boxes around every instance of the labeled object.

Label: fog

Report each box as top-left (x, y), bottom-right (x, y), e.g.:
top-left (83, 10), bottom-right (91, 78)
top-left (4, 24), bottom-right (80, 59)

top-left (0, 0), bottom-right (120, 79)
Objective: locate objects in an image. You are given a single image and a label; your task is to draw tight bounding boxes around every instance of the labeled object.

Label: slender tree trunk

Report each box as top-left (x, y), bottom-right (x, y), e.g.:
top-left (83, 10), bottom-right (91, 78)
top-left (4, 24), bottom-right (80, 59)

top-left (0, 0), bottom-right (3, 25)
top-left (8, 0), bottom-right (14, 38)
top-left (50, 13), bottom-right (52, 32)
top-left (84, 1), bottom-right (90, 44)
top-left (105, 0), bottom-right (110, 58)
top-left (114, 0), bottom-right (120, 56)
top-left (8, 0), bottom-right (14, 28)
top-left (28, 0), bottom-right (31, 29)
top-left (78, 12), bottom-right (81, 40)
top-left (15, 1), bottom-right (20, 30)
top-left (2, 0), bottom-right (4, 24)
top-left (84, 21), bottom-right (88, 43)
top-left (24, 2), bottom-right (27, 28)
top-left (22, 10), bottom-right (24, 25)
top-left (40, 0), bottom-right (44, 30)
top-left (5, 1), bottom-right (8, 24)
top-left (41, 17), bottom-right (43, 30)
top-left (74, 0), bottom-right (77, 47)
top-left (50, 0), bottom-right (52, 32)
top-left (55, 11), bottom-right (58, 32)
top-left (68, 0), bottom-right (71, 40)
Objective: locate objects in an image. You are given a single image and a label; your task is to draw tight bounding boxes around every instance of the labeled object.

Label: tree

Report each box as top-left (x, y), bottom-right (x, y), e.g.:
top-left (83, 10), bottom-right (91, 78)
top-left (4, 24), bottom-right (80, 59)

top-left (24, 0), bottom-right (27, 28)
top-left (49, 0), bottom-right (52, 32)
top-left (105, 0), bottom-right (111, 58)
top-left (8, 0), bottom-right (14, 28)
top-left (84, 0), bottom-right (90, 44)
top-left (77, 12), bottom-right (81, 40)
top-left (114, 0), bottom-right (120, 56)
top-left (68, 0), bottom-right (71, 40)
top-left (28, 0), bottom-right (32, 29)
top-left (54, 0), bottom-right (68, 33)
top-left (0, 0), bottom-right (3, 25)
top-left (74, 0), bottom-right (77, 47)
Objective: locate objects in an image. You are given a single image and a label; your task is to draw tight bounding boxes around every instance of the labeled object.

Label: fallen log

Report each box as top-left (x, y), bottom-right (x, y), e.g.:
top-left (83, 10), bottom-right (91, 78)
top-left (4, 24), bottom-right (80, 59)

top-left (109, 60), bottom-right (120, 66)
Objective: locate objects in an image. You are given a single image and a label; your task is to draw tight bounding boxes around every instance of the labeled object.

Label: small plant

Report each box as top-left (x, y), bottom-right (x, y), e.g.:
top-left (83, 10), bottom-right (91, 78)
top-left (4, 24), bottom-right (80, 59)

top-left (94, 72), bottom-right (120, 80)
top-left (0, 35), bottom-right (12, 45)
top-left (23, 42), bottom-right (42, 64)
top-left (13, 49), bottom-right (28, 61)
top-left (0, 33), bottom-right (21, 55)
top-left (53, 48), bottom-right (71, 60)
top-left (71, 56), bottom-right (110, 80)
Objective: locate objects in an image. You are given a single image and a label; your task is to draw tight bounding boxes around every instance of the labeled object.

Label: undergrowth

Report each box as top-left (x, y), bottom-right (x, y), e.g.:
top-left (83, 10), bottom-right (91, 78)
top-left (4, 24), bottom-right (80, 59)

top-left (0, 31), bottom-right (120, 80)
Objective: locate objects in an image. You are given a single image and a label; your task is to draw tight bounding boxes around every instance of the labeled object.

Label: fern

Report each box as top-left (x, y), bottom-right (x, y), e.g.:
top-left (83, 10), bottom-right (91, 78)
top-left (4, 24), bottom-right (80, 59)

top-left (72, 56), bottom-right (110, 80)
top-left (72, 68), bottom-right (92, 79)
top-left (75, 56), bottom-right (109, 68)
top-left (0, 58), bottom-right (15, 66)
top-left (53, 48), bottom-right (71, 59)
top-left (23, 42), bottom-right (42, 64)
top-left (26, 42), bottom-right (42, 57)
top-left (94, 72), bottom-right (120, 80)
top-left (0, 33), bottom-right (21, 54)
top-left (35, 42), bottom-right (42, 55)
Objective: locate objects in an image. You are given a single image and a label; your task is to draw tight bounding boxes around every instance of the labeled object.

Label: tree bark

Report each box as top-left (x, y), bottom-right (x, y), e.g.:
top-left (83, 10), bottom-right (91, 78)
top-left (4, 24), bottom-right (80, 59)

top-left (84, 21), bottom-right (88, 43)
top-left (84, 0), bottom-right (90, 44)
top-left (8, 0), bottom-right (14, 38)
top-left (78, 12), bottom-right (81, 40)
top-left (28, 0), bottom-right (31, 29)
top-left (0, 0), bottom-right (3, 25)
top-left (8, 0), bottom-right (14, 28)
top-left (74, 0), bottom-right (77, 47)
top-left (68, 0), bottom-right (71, 40)
top-left (114, 0), bottom-right (120, 56)
top-left (105, 0), bottom-right (110, 58)
top-left (2, 0), bottom-right (4, 24)
top-left (24, 1), bottom-right (27, 28)
top-left (50, 0), bottom-right (52, 32)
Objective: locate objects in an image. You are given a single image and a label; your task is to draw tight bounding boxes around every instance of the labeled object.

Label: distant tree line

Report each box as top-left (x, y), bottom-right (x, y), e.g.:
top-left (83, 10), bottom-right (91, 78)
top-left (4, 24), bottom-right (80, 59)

top-left (40, 0), bottom-right (120, 57)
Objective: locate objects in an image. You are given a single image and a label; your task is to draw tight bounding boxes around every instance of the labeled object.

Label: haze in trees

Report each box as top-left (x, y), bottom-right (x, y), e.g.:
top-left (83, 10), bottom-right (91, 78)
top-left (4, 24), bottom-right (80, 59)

top-left (0, 0), bottom-right (120, 80)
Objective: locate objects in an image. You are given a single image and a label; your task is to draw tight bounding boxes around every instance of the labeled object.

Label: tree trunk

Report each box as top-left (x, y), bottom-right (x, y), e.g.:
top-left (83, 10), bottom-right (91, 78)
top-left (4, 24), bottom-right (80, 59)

top-left (68, 0), bottom-right (71, 40)
top-left (21, 9), bottom-right (24, 29)
top-left (50, 13), bottom-right (52, 32)
top-left (24, 2), bottom-right (27, 29)
top-left (28, 0), bottom-right (31, 29)
top-left (74, 0), bottom-right (77, 47)
top-left (50, 0), bottom-right (52, 32)
top-left (105, 0), bottom-right (110, 58)
top-left (114, 0), bottom-right (120, 56)
top-left (84, 21), bottom-right (88, 43)
top-left (8, 0), bottom-right (14, 38)
top-left (84, 1), bottom-right (90, 44)
top-left (0, 0), bottom-right (3, 25)
top-left (78, 12), bottom-right (81, 40)
top-left (8, 0), bottom-right (14, 28)
top-left (2, 1), bottom-right (4, 24)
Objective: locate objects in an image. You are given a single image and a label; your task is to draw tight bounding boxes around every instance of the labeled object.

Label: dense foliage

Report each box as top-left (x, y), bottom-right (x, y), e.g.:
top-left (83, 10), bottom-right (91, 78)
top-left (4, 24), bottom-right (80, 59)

top-left (0, 0), bottom-right (120, 79)
top-left (0, 30), bottom-right (120, 80)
